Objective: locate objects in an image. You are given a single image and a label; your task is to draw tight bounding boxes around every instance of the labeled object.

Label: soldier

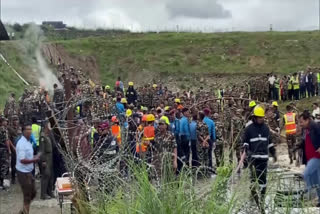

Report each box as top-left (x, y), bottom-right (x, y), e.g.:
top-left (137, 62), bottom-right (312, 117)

top-left (152, 119), bottom-right (177, 179)
top-left (7, 115), bottom-right (21, 184)
top-left (39, 121), bottom-right (54, 200)
top-left (0, 117), bottom-right (11, 189)
top-left (4, 93), bottom-right (18, 122)
top-left (196, 111), bottom-right (210, 175)
top-left (231, 109), bottom-right (245, 164)
top-left (53, 83), bottom-right (64, 117)
top-left (213, 113), bottom-right (225, 167)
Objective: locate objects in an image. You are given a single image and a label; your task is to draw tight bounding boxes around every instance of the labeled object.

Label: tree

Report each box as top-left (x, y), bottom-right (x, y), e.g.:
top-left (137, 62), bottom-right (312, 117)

top-left (13, 23), bottom-right (23, 32)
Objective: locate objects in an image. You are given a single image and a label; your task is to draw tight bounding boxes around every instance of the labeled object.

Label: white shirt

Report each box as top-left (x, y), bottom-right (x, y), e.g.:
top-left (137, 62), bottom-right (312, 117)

top-left (16, 136), bottom-right (34, 173)
top-left (268, 76), bottom-right (275, 85)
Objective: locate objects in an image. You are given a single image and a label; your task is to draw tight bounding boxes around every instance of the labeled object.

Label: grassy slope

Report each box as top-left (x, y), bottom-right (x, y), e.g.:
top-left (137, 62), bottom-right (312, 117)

top-left (56, 31), bottom-right (320, 85)
top-left (0, 42), bottom-right (31, 108)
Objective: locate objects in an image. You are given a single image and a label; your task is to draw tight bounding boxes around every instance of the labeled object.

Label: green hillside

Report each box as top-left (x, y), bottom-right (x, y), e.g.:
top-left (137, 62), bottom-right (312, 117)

top-left (2, 31), bottom-right (320, 108)
top-left (0, 42), bottom-right (31, 108)
top-left (55, 31), bottom-right (320, 85)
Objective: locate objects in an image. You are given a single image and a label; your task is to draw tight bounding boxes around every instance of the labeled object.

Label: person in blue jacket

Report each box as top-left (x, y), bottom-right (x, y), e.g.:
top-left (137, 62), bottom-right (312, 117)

top-left (116, 97), bottom-right (125, 113)
top-left (203, 108), bottom-right (216, 172)
top-left (189, 114), bottom-right (199, 167)
top-left (178, 108), bottom-right (191, 171)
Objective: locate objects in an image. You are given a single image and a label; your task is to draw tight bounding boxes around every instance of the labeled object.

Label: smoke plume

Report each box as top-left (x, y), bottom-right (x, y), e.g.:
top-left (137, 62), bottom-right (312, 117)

top-left (20, 23), bottom-right (61, 93)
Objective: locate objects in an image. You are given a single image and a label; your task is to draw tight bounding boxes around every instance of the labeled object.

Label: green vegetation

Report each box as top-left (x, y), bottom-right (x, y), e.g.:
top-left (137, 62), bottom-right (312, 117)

top-left (0, 42), bottom-right (31, 108)
top-left (55, 31), bottom-right (320, 85)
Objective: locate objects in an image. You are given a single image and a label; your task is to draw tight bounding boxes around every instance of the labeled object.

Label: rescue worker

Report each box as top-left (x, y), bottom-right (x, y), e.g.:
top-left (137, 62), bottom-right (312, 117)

top-left (111, 116), bottom-right (121, 146)
top-left (292, 73), bottom-right (300, 100)
top-left (126, 82), bottom-right (137, 105)
top-left (142, 114), bottom-right (155, 162)
top-left (282, 105), bottom-right (298, 164)
top-left (39, 121), bottom-right (54, 200)
top-left (242, 105), bottom-right (277, 213)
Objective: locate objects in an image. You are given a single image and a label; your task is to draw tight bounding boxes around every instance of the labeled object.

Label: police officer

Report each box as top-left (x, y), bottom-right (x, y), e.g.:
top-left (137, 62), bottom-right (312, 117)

top-left (242, 105), bottom-right (277, 213)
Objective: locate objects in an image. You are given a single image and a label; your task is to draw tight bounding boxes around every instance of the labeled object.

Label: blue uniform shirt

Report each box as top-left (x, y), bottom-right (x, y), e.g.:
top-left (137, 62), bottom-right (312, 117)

top-left (179, 116), bottom-right (190, 138)
top-left (189, 120), bottom-right (197, 140)
top-left (116, 102), bottom-right (125, 113)
top-left (203, 116), bottom-right (216, 141)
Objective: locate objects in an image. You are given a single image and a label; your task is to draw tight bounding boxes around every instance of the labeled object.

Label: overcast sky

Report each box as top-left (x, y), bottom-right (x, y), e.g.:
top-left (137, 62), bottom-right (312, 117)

top-left (1, 0), bottom-right (319, 32)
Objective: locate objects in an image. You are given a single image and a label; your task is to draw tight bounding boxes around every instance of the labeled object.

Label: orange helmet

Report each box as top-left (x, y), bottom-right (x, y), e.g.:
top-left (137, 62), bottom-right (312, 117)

top-left (142, 115), bottom-right (148, 122)
top-left (112, 116), bottom-right (119, 123)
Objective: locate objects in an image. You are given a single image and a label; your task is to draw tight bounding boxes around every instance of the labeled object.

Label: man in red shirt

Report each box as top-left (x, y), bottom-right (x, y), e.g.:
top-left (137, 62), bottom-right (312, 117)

top-left (299, 111), bottom-right (320, 206)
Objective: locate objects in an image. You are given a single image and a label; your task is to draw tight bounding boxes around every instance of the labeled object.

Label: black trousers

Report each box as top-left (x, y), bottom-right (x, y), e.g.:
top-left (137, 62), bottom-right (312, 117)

top-left (11, 152), bottom-right (16, 182)
top-left (294, 89), bottom-right (299, 100)
top-left (177, 135), bottom-right (190, 172)
top-left (249, 158), bottom-right (268, 208)
top-left (190, 139), bottom-right (199, 167)
top-left (208, 139), bottom-right (213, 169)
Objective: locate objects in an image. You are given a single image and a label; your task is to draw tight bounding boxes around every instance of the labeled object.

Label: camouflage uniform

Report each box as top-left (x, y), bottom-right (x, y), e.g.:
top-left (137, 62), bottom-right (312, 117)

top-left (196, 121), bottom-right (210, 170)
top-left (0, 126), bottom-right (9, 182)
top-left (152, 131), bottom-right (177, 178)
top-left (4, 97), bottom-right (18, 122)
top-left (214, 121), bottom-right (225, 167)
top-left (231, 115), bottom-right (244, 163)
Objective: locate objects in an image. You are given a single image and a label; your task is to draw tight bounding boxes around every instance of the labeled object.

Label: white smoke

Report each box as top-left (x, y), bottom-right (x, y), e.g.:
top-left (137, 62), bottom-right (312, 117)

top-left (20, 23), bottom-right (61, 93)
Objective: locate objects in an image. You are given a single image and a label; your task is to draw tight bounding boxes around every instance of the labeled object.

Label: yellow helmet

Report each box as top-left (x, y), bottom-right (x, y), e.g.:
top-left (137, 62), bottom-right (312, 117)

top-left (253, 105), bottom-right (265, 117)
top-left (146, 114), bottom-right (155, 122)
top-left (160, 116), bottom-right (170, 125)
top-left (174, 98), bottom-right (181, 103)
top-left (126, 109), bottom-right (132, 117)
top-left (249, 101), bottom-right (257, 108)
top-left (105, 85), bottom-right (110, 90)
top-left (272, 101), bottom-right (278, 107)
top-left (153, 84), bottom-right (157, 88)
top-left (121, 98), bottom-right (127, 104)
top-left (128, 82), bottom-right (134, 86)
top-left (164, 106), bottom-right (170, 111)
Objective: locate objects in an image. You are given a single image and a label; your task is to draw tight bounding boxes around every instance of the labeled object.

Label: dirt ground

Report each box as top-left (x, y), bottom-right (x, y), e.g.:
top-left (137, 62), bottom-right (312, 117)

top-left (0, 180), bottom-right (69, 214)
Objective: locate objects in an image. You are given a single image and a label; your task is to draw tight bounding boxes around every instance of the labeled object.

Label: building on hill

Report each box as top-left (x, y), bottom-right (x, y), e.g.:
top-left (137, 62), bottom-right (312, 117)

top-left (0, 20), bottom-right (10, 40)
top-left (42, 21), bottom-right (67, 30)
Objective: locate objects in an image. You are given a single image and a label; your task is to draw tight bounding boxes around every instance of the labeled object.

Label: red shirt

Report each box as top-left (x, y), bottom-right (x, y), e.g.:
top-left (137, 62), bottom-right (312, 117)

top-left (305, 129), bottom-right (320, 162)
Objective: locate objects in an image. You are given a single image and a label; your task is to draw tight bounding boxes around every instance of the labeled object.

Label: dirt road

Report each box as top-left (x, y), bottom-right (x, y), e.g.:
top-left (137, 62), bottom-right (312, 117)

top-left (0, 180), bottom-right (69, 214)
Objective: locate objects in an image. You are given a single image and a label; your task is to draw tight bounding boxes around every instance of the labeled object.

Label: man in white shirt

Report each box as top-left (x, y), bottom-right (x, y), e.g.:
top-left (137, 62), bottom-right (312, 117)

top-left (268, 74), bottom-right (275, 100)
top-left (16, 123), bottom-right (40, 214)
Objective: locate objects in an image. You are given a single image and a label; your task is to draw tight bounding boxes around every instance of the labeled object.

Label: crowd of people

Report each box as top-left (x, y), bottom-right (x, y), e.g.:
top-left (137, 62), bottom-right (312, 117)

top-left (1, 62), bottom-right (320, 213)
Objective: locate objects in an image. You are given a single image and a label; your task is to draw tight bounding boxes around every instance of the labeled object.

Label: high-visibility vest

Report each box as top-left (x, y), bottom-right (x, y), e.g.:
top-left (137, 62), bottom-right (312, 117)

top-left (136, 126), bottom-right (155, 153)
top-left (274, 78), bottom-right (280, 89)
top-left (317, 73), bottom-right (320, 83)
top-left (111, 125), bottom-right (121, 144)
top-left (293, 77), bottom-right (299, 90)
top-left (143, 126), bottom-right (155, 141)
top-left (90, 127), bottom-right (97, 146)
top-left (284, 113), bottom-right (297, 135)
top-left (32, 124), bottom-right (41, 146)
